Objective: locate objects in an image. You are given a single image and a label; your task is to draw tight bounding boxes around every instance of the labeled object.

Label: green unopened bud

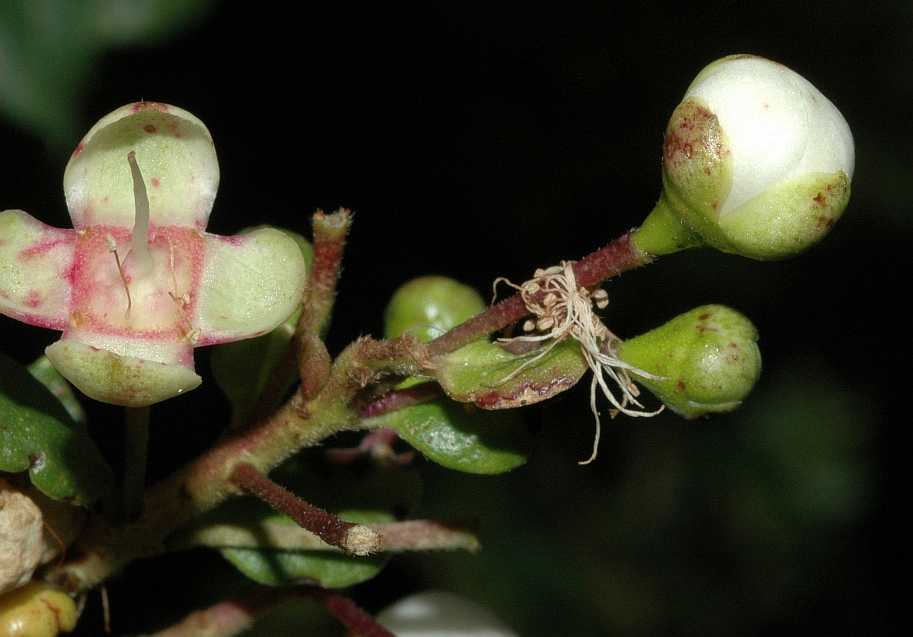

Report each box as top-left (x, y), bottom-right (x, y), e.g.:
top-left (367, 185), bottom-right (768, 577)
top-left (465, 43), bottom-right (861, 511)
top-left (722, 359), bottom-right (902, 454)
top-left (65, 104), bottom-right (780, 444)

top-left (634, 54), bottom-right (854, 260)
top-left (618, 305), bottom-right (761, 418)
top-left (384, 276), bottom-right (486, 343)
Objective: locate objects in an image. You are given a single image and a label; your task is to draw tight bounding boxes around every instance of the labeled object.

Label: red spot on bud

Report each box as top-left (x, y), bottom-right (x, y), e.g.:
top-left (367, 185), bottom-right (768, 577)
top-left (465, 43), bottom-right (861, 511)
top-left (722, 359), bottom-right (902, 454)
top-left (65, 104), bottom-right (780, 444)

top-left (25, 290), bottom-right (42, 308)
top-left (131, 101), bottom-right (170, 113)
top-left (151, 177), bottom-right (161, 188)
top-left (813, 192), bottom-right (826, 206)
top-left (675, 379), bottom-right (686, 392)
top-left (144, 124), bottom-right (157, 133)
top-left (72, 143), bottom-right (85, 158)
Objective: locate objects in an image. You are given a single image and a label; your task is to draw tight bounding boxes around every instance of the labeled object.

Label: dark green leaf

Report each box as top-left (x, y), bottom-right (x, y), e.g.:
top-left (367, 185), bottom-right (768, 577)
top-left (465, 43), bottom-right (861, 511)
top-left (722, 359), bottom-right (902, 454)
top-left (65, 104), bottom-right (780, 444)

top-left (433, 339), bottom-right (588, 409)
top-left (27, 355), bottom-right (87, 425)
top-left (367, 398), bottom-right (530, 474)
top-left (0, 352), bottom-right (112, 505)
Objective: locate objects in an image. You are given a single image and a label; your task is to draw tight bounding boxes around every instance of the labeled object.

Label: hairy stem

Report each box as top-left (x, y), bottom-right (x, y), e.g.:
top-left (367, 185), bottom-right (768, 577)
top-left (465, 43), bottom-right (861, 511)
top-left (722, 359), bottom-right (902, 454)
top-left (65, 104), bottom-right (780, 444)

top-left (48, 336), bottom-right (421, 594)
top-left (148, 594), bottom-right (275, 637)
top-left (427, 231), bottom-right (651, 356)
top-left (172, 517), bottom-right (479, 554)
top-left (230, 462), bottom-right (380, 555)
top-left (311, 590), bottom-right (394, 637)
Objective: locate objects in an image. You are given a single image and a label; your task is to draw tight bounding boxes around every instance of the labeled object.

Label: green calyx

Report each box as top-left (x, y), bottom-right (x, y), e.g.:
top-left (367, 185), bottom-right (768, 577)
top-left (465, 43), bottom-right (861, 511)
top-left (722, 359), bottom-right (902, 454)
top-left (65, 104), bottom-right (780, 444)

top-left (618, 305), bottom-right (761, 418)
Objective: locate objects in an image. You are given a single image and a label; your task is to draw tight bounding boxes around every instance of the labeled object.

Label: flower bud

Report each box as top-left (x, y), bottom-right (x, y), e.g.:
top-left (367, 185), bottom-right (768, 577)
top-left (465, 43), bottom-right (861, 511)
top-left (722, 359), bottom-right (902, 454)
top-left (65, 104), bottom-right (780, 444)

top-left (635, 54), bottom-right (854, 260)
top-left (617, 305), bottom-right (761, 418)
top-left (0, 581), bottom-right (78, 636)
top-left (384, 276), bottom-right (486, 343)
top-left (377, 591), bottom-right (518, 637)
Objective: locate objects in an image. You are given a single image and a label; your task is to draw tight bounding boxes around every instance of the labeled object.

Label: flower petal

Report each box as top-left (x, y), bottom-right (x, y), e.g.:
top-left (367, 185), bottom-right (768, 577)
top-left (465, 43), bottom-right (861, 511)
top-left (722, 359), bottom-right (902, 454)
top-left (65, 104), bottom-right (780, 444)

top-left (0, 210), bottom-right (75, 330)
top-left (194, 228), bottom-right (306, 345)
top-left (64, 102), bottom-right (219, 229)
top-left (45, 340), bottom-right (201, 407)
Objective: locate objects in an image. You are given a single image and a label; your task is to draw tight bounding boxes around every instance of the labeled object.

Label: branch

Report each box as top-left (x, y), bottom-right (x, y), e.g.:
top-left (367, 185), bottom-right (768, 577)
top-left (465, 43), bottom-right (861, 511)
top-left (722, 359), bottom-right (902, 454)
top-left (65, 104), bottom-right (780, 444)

top-left (148, 588), bottom-right (394, 637)
top-left (358, 382), bottom-right (442, 418)
top-left (230, 462), bottom-right (380, 556)
top-left (299, 208), bottom-right (351, 338)
top-left (147, 594), bottom-right (275, 637)
top-left (427, 231), bottom-right (651, 356)
top-left (310, 590), bottom-right (394, 637)
top-left (172, 518), bottom-right (480, 554)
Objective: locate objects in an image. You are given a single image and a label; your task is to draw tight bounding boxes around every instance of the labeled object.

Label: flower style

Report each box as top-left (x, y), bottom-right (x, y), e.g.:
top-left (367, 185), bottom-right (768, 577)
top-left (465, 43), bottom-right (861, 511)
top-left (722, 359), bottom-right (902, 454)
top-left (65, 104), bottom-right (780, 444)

top-left (1, 102), bottom-right (306, 407)
top-left (642, 54), bottom-right (855, 260)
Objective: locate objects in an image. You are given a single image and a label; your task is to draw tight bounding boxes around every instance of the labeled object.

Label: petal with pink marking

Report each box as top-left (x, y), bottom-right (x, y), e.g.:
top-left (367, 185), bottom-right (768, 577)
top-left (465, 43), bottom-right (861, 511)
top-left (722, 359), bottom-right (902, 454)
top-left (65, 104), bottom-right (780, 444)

top-left (64, 102), bottom-right (219, 229)
top-left (194, 228), bottom-right (306, 345)
top-left (0, 210), bottom-right (75, 330)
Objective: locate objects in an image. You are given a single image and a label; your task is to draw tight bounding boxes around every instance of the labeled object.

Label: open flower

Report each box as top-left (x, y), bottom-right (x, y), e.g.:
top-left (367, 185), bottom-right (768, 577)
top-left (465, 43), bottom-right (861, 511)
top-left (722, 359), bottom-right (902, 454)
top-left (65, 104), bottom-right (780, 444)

top-left (1, 102), bottom-right (306, 406)
top-left (638, 54), bottom-right (854, 260)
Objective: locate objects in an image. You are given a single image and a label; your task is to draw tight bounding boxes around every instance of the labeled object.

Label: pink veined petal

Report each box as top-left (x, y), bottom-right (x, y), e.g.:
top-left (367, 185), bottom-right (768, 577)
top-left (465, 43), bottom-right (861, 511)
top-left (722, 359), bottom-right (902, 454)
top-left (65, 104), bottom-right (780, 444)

top-left (0, 210), bottom-right (75, 330)
top-left (194, 227), bottom-right (306, 346)
top-left (64, 102), bottom-right (219, 230)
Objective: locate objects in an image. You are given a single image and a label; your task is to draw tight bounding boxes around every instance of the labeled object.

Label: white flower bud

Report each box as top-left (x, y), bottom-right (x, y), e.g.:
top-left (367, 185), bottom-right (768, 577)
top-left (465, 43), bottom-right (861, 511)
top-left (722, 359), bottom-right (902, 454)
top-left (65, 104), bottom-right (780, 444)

top-left (377, 591), bottom-right (518, 637)
top-left (638, 54), bottom-right (855, 260)
top-left (686, 55), bottom-right (853, 215)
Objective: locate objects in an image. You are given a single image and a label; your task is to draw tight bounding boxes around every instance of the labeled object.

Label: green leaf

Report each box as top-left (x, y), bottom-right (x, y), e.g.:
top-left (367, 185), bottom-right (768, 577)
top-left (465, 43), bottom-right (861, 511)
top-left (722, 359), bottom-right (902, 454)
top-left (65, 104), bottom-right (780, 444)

top-left (432, 338), bottom-right (588, 409)
top-left (195, 458), bottom-right (420, 588)
top-left (0, 0), bottom-right (211, 151)
top-left (27, 355), bottom-right (87, 425)
top-left (211, 228), bottom-right (313, 427)
top-left (0, 352), bottom-right (112, 505)
top-left (366, 397), bottom-right (530, 474)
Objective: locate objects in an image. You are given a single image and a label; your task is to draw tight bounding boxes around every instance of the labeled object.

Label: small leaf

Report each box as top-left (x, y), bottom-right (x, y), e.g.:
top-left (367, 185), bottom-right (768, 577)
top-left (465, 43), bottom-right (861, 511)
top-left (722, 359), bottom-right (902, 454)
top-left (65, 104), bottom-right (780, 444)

top-left (366, 397), bottom-right (530, 474)
top-left (221, 536), bottom-right (387, 589)
top-left (0, 352), bottom-right (112, 505)
top-left (194, 458), bottom-right (420, 588)
top-left (27, 356), bottom-right (86, 425)
top-left (432, 338), bottom-right (588, 409)
top-left (211, 228), bottom-right (313, 427)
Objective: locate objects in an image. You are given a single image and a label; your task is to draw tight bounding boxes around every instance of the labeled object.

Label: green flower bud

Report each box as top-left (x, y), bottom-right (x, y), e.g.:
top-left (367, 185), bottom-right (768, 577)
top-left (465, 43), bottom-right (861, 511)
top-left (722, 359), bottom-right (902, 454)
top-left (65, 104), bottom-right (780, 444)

top-left (617, 305), bottom-right (761, 418)
top-left (634, 54), bottom-right (854, 260)
top-left (384, 276), bottom-right (486, 343)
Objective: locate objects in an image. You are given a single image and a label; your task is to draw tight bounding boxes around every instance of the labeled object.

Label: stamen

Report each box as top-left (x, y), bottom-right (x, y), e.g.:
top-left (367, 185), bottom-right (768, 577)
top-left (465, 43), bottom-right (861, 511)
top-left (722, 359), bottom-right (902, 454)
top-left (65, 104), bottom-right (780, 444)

top-left (107, 233), bottom-right (132, 313)
top-left (494, 261), bottom-right (663, 464)
top-left (126, 151), bottom-right (153, 277)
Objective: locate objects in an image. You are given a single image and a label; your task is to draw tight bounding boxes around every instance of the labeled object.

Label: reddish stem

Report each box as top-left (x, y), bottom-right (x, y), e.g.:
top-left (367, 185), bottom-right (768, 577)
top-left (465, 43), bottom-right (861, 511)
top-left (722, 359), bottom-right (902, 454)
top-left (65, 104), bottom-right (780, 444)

top-left (427, 231), bottom-right (650, 356)
top-left (310, 590), bottom-right (394, 637)
top-left (358, 382), bottom-right (443, 418)
top-left (230, 463), bottom-right (354, 551)
top-left (300, 209), bottom-right (350, 337)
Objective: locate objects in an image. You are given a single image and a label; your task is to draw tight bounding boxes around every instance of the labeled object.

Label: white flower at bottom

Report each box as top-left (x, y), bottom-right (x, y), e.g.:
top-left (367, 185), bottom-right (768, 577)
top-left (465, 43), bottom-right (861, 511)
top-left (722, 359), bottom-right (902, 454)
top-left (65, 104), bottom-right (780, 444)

top-left (377, 591), bottom-right (518, 637)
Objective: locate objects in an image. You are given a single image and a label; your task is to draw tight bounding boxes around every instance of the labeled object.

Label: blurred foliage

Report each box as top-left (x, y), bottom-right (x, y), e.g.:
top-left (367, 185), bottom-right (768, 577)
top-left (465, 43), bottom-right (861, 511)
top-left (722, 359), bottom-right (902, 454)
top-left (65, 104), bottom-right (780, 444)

top-left (0, 0), bottom-right (211, 151)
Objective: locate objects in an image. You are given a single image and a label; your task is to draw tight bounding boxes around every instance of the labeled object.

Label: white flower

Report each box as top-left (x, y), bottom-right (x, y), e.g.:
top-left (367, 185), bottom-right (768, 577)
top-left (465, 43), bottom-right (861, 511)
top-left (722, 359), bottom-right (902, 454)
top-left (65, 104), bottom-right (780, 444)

top-left (377, 591), bottom-right (518, 637)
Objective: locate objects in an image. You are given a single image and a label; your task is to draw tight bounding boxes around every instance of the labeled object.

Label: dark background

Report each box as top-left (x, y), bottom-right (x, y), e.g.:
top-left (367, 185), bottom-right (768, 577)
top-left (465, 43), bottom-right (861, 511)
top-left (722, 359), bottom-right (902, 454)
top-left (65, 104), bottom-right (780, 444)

top-left (0, 2), bottom-right (905, 635)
